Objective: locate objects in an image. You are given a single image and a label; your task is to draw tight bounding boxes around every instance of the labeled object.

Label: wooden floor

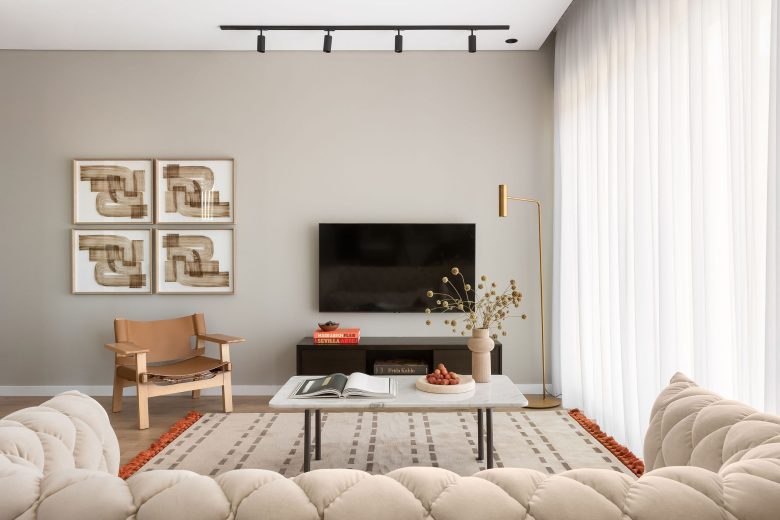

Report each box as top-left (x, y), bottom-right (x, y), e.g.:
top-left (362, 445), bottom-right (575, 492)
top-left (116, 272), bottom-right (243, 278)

top-left (0, 394), bottom-right (559, 466)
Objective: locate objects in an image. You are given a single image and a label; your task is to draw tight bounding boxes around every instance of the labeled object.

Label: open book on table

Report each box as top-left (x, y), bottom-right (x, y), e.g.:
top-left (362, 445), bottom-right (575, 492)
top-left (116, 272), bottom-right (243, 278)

top-left (290, 372), bottom-right (397, 399)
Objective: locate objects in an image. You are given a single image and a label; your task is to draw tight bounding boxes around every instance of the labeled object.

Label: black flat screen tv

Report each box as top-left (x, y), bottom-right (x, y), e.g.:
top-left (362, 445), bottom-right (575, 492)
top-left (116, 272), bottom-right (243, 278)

top-left (319, 223), bottom-right (476, 313)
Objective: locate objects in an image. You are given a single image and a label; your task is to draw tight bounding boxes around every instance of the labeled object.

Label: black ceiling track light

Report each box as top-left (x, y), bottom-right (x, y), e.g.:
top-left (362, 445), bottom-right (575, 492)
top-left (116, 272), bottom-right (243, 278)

top-left (256, 31), bottom-right (265, 53)
top-left (323, 30), bottom-right (333, 53)
top-left (220, 25), bottom-right (510, 53)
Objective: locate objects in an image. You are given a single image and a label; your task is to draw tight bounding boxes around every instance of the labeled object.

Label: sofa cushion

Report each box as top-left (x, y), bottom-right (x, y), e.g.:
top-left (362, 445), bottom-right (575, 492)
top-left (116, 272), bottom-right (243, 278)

top-left (0, 391), bottom-right (119, 475)
top-left (643, 373), bottom-right (775, 474)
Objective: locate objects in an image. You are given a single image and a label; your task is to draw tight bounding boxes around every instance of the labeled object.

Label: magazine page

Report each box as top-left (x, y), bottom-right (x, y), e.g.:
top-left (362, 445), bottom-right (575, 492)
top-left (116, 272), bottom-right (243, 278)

top-left (291, 373), bottom-right (348, 398)
top-left (344, 372), bottom-right (392, 396)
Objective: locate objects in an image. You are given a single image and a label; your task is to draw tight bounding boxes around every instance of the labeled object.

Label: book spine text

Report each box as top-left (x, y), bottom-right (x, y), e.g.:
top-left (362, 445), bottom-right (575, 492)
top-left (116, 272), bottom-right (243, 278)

top-left (374, 365), bottom-right (428, 375)
top-left (313, 338), bottom-right (360, 345)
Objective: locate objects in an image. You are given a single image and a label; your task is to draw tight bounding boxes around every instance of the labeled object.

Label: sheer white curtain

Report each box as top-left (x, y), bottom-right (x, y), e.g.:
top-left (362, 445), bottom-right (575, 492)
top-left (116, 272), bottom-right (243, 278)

top-left (554, 0), bottom-right (773, 454)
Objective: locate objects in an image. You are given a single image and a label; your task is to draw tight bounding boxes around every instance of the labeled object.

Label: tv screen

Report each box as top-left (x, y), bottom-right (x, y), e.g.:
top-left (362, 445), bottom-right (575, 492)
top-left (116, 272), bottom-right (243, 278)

top-left (319, 223), bottom-right (476, 313)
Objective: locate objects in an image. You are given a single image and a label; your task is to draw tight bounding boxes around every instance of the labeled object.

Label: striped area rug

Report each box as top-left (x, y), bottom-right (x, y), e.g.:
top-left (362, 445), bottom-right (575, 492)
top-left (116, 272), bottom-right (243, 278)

top-left (139, 410), bottom-right (635, 478)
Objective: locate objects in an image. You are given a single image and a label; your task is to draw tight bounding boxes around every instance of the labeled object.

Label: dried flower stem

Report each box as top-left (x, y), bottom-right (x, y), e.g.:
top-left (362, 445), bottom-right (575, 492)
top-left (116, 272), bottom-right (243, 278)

top-left (425, 268), bottom-right (525, 339)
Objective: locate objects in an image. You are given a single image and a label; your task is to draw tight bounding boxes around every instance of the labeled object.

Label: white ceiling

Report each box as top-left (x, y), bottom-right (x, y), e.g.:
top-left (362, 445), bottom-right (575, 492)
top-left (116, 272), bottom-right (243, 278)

top-left (0, 0), bottom-right (571, 52)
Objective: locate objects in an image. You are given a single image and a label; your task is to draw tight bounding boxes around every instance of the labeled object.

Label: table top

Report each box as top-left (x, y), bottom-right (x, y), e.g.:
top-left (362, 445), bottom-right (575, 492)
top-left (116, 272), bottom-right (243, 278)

top-left (269, 375), bottom-right (528, 409)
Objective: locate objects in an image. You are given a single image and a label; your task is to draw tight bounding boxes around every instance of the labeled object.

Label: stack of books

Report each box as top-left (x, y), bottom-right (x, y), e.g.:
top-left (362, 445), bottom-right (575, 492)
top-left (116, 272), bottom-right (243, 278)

top-left (373, 359), bottom-right (428, 375)
top-left (313, 328), bottom-right (361, 345)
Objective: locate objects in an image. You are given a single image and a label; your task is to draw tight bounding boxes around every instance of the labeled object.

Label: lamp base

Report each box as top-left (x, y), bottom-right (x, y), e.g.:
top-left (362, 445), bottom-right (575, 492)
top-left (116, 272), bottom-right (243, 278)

top-left (524, 394), bottom-right (562, 409)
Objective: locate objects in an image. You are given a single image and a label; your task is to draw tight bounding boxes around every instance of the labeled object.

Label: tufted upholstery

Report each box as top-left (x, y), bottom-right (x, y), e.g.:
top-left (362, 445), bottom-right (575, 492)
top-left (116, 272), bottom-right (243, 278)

top-left (1, 374), bottom-right (779, 519)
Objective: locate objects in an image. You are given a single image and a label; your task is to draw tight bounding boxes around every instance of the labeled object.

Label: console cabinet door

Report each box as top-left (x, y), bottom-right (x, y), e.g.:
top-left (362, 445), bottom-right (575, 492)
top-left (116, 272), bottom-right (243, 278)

top-left (432, 350), bottom-right (471, 375)
top-left (433, 349), bottom-right (501, 375)
top-left (299, 350), bottom-right (366, 375)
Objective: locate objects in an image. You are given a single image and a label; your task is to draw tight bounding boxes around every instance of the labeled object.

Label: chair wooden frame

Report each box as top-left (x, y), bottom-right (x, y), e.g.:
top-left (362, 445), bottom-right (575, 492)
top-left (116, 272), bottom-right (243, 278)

top-left (104, 313), bottom-right (245, 429)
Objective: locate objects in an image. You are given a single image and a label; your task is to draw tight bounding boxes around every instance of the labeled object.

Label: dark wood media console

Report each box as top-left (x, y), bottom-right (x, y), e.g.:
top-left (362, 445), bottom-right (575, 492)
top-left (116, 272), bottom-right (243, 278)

top-left (296, 336), bottom-right (502, 376)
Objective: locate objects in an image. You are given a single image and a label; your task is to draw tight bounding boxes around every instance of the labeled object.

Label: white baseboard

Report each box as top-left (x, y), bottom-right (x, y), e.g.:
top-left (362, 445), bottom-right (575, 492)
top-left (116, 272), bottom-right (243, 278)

top-left (0, 383), bottom-right (545, 397)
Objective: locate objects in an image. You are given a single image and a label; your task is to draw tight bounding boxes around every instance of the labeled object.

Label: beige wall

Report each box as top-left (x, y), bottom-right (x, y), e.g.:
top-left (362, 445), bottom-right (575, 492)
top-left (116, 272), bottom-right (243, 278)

top-left (0, 47), bottom-right (554, 391)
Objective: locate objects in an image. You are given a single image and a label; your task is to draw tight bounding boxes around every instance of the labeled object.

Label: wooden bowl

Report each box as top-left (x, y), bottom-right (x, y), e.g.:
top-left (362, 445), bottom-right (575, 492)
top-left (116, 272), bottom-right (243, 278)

top-left (318, 323), bottom-right (339, 332)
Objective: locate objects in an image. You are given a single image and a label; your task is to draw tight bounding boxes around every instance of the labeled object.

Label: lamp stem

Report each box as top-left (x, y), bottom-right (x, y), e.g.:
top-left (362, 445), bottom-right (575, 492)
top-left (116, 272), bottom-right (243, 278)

top-left (504, 194), bottom-right (557, 407)
top-left (534, 201), bottom-right (547, 399)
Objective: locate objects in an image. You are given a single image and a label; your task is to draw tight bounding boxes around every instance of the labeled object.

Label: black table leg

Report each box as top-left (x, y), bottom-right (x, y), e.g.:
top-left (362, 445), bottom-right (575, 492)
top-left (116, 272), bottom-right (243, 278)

top-left (476, 408), bottom-right (484, 461)
top-left (303, 410), bottom-right (311, 472)
top-left (486, 408), bottom-right (494, 469)
top-left (315, 410), bottom-right (322, 461)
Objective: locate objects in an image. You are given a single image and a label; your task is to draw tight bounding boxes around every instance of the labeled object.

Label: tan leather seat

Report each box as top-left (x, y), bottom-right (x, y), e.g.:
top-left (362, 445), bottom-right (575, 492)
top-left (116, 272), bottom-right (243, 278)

top-left (116, 356), bottom-right (230, 384)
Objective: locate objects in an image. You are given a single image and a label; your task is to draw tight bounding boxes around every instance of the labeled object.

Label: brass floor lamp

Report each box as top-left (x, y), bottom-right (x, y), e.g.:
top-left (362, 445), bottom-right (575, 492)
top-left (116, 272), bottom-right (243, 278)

top-left (498, 184), bottom-right (561, 408)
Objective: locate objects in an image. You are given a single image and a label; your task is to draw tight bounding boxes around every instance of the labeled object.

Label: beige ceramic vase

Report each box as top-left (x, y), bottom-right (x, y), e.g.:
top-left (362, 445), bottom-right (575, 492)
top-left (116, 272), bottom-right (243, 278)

top-left (467, 328), bottom-right (494, 383)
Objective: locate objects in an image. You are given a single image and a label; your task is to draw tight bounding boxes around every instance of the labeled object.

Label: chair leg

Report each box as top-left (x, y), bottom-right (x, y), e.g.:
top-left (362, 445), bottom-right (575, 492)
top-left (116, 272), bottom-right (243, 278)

top-left (112, 375), bottom-right (124, 413)
top-left (222, 372), bottom-right (233, 413)
top-left (137, 383), bottom-right (150, 430)
top-left (192, 390), bottom-right (201, 399)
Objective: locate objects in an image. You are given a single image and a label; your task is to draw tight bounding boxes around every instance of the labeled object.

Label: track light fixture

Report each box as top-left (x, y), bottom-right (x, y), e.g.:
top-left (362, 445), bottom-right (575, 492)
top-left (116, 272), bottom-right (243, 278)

top-left (257, 31), bottom-right (265, 53)
top-left (221, 25), bottom-right (509, 53)
top-left (323, 30), bottom-right (333, 53)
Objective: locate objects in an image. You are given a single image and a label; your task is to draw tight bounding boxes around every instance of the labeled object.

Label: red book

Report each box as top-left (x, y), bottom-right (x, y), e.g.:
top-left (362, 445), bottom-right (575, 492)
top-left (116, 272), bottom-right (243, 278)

top-left (313, 328), bottom-right (361, 339)
top-left (313, 337), bottom-right (360, 345)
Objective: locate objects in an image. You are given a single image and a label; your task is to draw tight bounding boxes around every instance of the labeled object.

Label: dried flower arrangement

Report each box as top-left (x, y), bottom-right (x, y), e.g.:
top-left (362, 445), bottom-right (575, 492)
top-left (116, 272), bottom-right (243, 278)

top-left (425, 267), bottom-right (526, 339)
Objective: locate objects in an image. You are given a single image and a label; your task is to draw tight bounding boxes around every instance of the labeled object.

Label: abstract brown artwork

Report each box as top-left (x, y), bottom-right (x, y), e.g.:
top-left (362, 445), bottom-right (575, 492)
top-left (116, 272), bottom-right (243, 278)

top-left (81, 165), bottom-right (148, 219)
top-left (161, 233), bottom-right (230, 288)
top-left (73, 160), bottom-right (153, 224)
top-left (163, 164), bottom-right (230, 218)
top-left (78, 234), bottom-right (147, 289)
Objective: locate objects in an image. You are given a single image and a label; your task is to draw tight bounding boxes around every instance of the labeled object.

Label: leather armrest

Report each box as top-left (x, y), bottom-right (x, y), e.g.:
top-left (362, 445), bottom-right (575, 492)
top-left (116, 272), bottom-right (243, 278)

top-left (104, 342), bottom-right (150, 355)
top-left (197, 333), bottom-right (245, 344)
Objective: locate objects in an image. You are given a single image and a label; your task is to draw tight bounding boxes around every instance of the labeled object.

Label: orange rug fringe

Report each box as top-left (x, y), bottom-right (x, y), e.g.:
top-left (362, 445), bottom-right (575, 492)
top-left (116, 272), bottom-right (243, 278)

top-left (118, 411), bottom-right (203, 479)
top-left (568, 409), bottom-right (645, 477)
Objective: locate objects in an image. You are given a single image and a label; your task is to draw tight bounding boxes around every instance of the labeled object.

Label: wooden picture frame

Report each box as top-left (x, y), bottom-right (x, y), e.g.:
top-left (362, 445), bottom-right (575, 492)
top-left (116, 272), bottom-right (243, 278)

top-left (72, 229), bottom-right (153, 294)
top-left (154, 158), bottom-right (235, 224)
top-left (154, 228), bottom-right (235, 294)
top-left (73, 159), bottom-right (154, 224)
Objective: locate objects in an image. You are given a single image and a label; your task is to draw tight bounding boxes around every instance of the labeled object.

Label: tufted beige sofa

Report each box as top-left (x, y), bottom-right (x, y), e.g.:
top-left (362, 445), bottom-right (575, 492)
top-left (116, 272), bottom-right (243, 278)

top-left (1, 373), bottom-right (779, 519)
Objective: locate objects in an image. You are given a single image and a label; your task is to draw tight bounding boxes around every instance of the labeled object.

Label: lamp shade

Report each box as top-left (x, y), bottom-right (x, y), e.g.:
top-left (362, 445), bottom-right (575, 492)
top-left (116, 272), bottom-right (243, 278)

top-left (498, 184), bottom-right (509, 217)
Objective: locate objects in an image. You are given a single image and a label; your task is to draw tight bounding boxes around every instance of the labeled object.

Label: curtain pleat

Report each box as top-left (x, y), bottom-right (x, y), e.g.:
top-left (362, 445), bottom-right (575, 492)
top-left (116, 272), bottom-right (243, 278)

top-left (767, 0), bottom-right (780, 413)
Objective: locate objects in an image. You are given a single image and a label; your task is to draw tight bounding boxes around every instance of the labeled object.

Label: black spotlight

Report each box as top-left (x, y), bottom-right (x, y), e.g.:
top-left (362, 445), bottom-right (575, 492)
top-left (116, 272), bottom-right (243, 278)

top-left (468, 30), bottom-right (477, 53)
top-left (395, 30), bottom-right (403, 53)
top-left (323, 31), bottom-right (333, 53)
top-left (257, 31), bottom-right (266, 53)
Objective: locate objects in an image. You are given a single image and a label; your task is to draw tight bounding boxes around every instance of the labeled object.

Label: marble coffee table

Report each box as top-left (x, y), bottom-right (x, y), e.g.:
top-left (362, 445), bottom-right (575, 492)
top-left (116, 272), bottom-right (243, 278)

top-left (269, 374), bottom-right (528, 472)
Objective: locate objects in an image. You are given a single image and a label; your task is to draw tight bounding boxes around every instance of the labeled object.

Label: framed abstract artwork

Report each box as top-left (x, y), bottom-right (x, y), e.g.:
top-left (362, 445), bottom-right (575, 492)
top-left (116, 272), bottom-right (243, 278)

top-left (72, 229), bottom-right (152, 294)
top-left (73, 159), bottom-right (154, 224)
top-left (155, 229), bottom-right (235, 294)
top-left (155, 159), bottom-right (235, 224)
